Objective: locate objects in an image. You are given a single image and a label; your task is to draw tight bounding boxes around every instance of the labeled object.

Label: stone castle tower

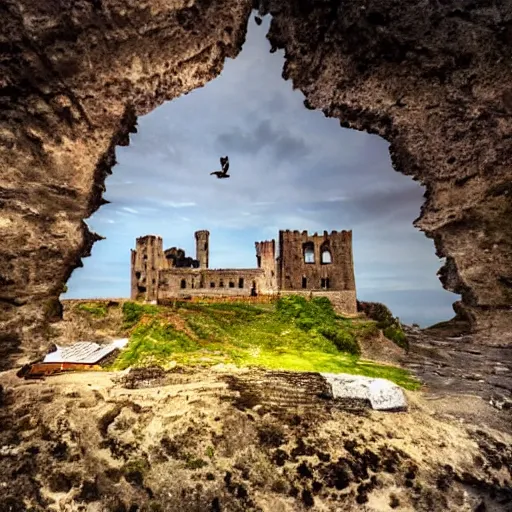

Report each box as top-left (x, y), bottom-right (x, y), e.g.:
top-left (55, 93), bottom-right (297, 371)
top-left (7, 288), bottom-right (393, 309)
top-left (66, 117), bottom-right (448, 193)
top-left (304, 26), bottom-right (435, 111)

top-left (255, 239), bottom-right (277, 293)
top-left (130, 235), bottom-right (167, 302)
top-left (195, 230), bottom-right (209, 269)
top-left (276, 230), bottom-right (355, 292)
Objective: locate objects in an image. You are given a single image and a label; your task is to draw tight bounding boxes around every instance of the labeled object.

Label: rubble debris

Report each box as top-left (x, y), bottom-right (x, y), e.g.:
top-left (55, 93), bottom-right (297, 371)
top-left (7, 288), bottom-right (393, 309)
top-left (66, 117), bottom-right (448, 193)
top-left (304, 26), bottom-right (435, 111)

top-left (16, 339), bottom-right (128, 379)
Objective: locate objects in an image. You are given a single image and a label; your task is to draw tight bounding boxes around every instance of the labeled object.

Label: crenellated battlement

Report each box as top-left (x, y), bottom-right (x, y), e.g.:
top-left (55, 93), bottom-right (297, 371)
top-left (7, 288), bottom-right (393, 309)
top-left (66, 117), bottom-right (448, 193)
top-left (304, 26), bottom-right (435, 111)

top-left (279, 229), bottom-right (352, 239)
top-left (131, 227), bottom-right (355, 311)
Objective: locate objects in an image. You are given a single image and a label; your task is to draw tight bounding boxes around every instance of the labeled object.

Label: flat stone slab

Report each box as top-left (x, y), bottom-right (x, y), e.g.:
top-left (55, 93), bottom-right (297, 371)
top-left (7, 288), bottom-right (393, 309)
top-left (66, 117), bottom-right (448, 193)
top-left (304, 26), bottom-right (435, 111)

top-left (320, 373), bottom-right (408, 411)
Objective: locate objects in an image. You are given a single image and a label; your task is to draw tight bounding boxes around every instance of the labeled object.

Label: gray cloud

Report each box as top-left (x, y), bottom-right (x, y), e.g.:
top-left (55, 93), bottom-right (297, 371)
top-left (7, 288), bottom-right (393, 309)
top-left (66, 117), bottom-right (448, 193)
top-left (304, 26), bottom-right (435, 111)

top-left (216, 119), bottom-right (309, 161)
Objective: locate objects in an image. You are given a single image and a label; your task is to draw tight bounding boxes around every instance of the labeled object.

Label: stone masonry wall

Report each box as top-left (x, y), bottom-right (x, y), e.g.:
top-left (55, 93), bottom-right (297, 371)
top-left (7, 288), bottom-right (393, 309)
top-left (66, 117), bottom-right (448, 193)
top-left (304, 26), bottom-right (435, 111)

top-left (131, 235), bottom-right (169, 302)
top-left (277, 230), bottom-right (355, 292)
top-left (158, 268), bottom-right (267, 299)
top-left (255, 240), bottom-right (277, 294)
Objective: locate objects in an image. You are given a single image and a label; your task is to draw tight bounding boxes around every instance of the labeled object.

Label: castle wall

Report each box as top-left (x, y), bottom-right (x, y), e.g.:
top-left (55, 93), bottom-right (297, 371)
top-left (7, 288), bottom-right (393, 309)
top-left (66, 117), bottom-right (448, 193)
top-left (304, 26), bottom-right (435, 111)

top-left (277, 230), bottom-right (355, 293)
top-left (158, 268), bottom-right (268, 300)
top-left (255, 240), bottom-right (277, 294)
top-left (130, 235), bottom-right (169, 301)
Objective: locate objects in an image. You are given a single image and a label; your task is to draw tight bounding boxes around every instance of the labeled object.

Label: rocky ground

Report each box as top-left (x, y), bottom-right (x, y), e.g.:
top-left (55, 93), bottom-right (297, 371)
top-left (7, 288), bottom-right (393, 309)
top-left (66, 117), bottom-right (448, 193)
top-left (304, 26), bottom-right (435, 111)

top-left (401, 326), bottom-right (512, 432)
top-left (0, 325), bottom-right (511, 512)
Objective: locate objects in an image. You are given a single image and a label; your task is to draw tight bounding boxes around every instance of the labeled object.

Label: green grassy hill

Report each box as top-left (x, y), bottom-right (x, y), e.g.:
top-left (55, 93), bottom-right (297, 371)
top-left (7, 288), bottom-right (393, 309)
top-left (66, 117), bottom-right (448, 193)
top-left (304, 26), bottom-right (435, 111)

top-left (73, 295), bottom-right (419, 390)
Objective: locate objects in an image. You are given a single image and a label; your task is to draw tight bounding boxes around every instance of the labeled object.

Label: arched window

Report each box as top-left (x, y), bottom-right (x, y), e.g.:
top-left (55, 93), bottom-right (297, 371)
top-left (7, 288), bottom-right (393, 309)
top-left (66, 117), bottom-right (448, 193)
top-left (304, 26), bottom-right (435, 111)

top-left (180, 279), bottom-right (186, 289)
top-left (321, 249), bottom-right (332, 264)
top-left (303, 242), bottom-right (315, 264)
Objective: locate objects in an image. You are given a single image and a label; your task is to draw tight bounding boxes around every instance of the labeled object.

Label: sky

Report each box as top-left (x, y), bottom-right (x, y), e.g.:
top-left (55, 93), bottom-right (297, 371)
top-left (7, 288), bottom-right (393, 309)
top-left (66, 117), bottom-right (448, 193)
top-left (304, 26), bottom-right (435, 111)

top-left (65, 14), bottom-right (459, 327)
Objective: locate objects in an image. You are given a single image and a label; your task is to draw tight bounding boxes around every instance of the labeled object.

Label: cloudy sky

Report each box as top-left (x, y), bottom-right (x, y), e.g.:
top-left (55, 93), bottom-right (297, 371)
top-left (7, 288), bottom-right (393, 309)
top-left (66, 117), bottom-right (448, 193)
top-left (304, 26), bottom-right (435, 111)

top-left (65, 15), bottom-right (459, 327)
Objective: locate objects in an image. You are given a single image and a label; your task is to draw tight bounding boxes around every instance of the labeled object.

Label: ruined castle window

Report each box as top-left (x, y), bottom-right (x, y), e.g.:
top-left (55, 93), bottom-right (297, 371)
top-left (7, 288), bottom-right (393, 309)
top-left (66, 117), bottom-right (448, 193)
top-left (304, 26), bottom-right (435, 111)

top-left (303, 243), bottom-right (315, 263)
top-left (229, 281), bottom-right (235, 288)
top-left (219, 279), bottom-right (224, 287)
top-left (257, 256), bottom-right (261, 268)
top-left (210, 282), bottom-right (215, 288)
top-left (302, 276), bottom-right (307, 289)
top-left (238, 278), bottom-right (244, 288)
top-left (135, 272), bottom-right (141, 279)
top-left (321, 278), bottom-right (330, 289)
top-left (204, 242), bottom-right (208, 251)
top-left (321, 249), bottom-right (332, 264)
top-left (152, 279), bottom-right (156, 284)
top-left (180, 279), bottom-right (186, 289)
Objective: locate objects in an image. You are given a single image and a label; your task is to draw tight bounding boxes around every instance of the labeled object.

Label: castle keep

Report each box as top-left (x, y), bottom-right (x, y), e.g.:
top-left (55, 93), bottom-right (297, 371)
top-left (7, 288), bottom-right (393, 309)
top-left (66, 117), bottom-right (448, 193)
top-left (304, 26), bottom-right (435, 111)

top-left (131, 229), bottom-right (357, 314)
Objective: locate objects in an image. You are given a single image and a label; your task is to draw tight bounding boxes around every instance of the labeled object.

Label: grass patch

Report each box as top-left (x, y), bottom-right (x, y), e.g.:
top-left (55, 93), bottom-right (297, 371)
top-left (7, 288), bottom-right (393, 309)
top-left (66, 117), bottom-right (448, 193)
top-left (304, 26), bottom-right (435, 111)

top-left (106, 297), bottom-right (420, 390)
top-left (76, 302), bottom-right (108, 318)
top-left (122, 301), bottom-right (159, 328)
top-left (113, 319), bottom-right (200, 369)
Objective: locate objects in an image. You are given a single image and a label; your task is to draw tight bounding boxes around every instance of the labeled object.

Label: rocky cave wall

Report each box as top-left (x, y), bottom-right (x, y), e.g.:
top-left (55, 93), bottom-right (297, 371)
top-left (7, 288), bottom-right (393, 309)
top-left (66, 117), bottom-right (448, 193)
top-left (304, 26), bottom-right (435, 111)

top-left (261, 0), bottom-right (512, 341)
top-left (0, 0), bottom-right (254, 368)
top-left (0, 0), bottom-right (511, 367)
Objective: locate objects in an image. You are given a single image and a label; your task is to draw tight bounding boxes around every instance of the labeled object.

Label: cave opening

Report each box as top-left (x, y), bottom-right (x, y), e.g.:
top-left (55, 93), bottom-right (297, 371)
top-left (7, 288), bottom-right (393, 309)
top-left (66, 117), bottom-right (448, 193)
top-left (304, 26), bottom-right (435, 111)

top-left (62, 12), bottom-right (460, 328)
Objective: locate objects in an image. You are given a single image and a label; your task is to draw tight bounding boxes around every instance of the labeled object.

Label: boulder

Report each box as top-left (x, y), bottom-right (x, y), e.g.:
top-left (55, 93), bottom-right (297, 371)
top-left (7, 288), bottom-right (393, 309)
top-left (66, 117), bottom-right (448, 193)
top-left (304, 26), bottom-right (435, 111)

top-left (321, 373), bottom-right (407, 411)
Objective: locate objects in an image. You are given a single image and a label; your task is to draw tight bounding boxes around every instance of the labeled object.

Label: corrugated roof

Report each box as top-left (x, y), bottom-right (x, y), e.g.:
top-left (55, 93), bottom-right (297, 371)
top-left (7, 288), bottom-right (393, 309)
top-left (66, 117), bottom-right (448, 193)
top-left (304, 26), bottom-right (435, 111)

top-left (43, 339), bottom-right (128, 364)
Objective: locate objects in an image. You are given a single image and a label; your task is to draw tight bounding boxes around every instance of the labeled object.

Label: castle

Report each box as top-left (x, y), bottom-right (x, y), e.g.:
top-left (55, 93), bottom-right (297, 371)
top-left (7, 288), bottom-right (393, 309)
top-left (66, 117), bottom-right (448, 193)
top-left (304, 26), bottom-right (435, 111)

top-left (131, 229), bottom-right (357, 314)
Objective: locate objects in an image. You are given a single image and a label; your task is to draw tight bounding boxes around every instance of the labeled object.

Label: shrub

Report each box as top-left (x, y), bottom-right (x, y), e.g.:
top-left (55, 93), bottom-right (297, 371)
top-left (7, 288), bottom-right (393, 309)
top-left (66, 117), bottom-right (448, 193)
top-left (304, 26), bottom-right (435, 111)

top-left (77, 302), bottom-right (107, 318)
top-left (319, 326), bottom-right (360, 356)
top-left (296, 317), bottom-right (317, 331)
top-left (383, 324), bottom-right (408, 351)
top-left (357, 301), bottom-right (394, 326)
top-left (357, 300), bottom-right (408, 351)
top-left (276, 295), bottom-right (337, 326)
top-left (276, 295), bottom-right (361, 355)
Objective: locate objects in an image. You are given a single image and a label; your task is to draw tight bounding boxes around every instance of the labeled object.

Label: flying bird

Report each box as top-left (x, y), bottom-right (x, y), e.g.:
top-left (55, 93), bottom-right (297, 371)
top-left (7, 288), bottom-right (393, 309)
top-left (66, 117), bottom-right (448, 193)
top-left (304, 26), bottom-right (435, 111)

top-left (210, 156), bottom-right (230, 179)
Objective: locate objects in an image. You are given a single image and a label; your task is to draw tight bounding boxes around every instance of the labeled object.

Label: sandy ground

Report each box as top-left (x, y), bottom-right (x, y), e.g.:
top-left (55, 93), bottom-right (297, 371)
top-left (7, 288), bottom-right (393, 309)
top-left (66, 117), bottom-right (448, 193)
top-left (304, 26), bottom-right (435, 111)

top-left (1, 366), bottom-right (511, 512)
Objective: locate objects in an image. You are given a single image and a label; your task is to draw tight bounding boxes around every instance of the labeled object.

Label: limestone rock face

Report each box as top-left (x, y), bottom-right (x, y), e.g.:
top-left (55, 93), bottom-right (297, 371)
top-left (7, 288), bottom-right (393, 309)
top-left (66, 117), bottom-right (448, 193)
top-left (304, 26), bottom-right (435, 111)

top-left (0, 0), bottom-right (511, 364)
